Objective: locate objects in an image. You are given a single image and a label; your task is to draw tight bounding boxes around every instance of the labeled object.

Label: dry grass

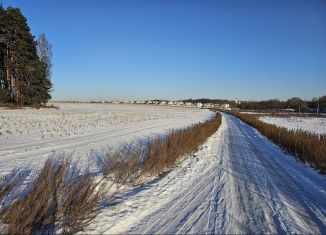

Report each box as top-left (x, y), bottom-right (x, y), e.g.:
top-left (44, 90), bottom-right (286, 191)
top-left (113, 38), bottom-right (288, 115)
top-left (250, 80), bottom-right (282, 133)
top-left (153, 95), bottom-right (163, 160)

top-left (99, 113), bottom-right (222, 182)
top-left (57, 168), bottom-right (107, 234)
top-left (142, 114), bottom-right (222, 175)
top-left (228, 111), bottom-right (326, 173)
top-left (0, 103), bottom-right (59, 110)
top-left (101, 144), bottom-right (143, 184)
top-left (0, 170), bottom-right (26, 210)
top-left (0, 157), bottom-right (107, 235)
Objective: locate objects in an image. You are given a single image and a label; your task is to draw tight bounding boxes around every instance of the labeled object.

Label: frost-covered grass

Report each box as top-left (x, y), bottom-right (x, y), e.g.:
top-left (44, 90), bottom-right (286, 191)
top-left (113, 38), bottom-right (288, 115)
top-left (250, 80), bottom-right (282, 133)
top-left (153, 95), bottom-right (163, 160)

top-left (260, 116), bottom-right (326, 135)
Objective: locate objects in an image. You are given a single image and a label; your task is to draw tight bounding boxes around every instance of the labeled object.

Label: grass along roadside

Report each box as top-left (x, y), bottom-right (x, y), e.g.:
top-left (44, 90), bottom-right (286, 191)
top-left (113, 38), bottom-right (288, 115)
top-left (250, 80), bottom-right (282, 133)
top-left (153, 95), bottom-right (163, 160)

top-left (227, 111), bottom-right (326, 173)
top-left (0, 112), bottom-right (222, 234)
top-left (100, 112), bottom-right (222, 183)
top-left (0, 103), bottom-right (59, 110)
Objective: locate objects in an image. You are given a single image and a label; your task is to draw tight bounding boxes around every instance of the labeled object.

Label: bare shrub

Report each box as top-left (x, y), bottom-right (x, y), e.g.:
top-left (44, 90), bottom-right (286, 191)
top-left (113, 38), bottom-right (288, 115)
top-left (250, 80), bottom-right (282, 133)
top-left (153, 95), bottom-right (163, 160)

top-left (0, 157), bottom-right (107, 235)
top-left (228, 111), bottom-right (326, 172)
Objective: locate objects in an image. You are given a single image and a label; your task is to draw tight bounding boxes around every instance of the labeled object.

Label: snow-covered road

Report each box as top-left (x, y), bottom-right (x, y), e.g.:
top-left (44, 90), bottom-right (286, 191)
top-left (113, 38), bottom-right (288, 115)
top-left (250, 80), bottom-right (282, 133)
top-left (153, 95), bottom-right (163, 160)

top-left (85, 113), bottom-right (326, 234)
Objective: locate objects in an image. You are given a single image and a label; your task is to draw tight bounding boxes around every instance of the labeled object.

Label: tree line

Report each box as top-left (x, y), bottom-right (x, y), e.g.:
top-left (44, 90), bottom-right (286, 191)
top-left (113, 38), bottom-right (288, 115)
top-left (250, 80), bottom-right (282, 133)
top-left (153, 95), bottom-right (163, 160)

top-left (236, 96), bottom-right (326, 112)
top-left (0, 6), bottom-right (52, 105)
top-left (180, 96), bottom-right (326, 113)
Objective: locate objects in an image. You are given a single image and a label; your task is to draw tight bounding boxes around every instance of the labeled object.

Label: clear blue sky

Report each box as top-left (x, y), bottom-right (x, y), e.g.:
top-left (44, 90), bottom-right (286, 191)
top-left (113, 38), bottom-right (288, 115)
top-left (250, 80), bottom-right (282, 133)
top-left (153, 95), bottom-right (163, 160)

top-left (2, 0), bottom-right (326, 101)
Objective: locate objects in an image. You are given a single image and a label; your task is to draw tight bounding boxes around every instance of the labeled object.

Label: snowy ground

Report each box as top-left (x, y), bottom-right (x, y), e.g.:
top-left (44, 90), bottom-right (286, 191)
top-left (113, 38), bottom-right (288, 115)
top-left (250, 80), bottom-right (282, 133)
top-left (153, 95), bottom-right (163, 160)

top-left (2, 105), bottom-right (326, 234)
top-left (83, 113), bottom-right (326, 234)
top-left (0, 103), bottom-right (212, 175)
top-left (260, 116), bottom-right (326, 135)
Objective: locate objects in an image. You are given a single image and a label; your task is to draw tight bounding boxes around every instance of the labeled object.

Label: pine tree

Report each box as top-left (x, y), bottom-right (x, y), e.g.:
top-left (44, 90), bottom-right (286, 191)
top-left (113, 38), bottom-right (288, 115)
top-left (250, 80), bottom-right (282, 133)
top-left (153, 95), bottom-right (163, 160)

top-left (0, 5), bottom-right (10, 102)
top-left (0, 6), bottom-right (52, 105)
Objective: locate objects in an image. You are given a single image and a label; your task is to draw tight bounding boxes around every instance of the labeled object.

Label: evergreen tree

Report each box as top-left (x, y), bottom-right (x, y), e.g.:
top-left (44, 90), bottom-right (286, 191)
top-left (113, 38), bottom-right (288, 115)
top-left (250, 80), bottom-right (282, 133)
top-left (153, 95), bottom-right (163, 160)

top-left (0, 6), bottom-right (52, 105)
top-left (0, 5), bottom-right (10, 102)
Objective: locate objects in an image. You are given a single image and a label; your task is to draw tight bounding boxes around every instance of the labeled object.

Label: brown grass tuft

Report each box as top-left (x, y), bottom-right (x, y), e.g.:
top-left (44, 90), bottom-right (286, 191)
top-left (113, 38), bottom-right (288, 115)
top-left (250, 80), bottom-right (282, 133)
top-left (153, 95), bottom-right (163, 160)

top-left (0, 157), bottom-right (107, 235)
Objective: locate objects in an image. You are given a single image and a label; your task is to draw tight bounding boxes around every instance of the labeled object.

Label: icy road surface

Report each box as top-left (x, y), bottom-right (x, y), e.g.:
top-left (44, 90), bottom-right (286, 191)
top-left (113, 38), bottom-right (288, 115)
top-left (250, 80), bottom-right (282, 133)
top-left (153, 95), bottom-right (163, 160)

top-left (84, 113), bottom-right (326, 234)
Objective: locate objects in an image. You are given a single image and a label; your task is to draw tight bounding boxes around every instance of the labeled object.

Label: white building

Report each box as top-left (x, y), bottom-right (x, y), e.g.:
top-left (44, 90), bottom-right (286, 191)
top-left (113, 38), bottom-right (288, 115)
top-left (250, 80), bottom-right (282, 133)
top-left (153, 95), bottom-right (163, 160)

top-left (196, 102), bottom-right (203, 108)
top-left (221, 103), bottom-right (231, 110)
top-left (202, 103), bottom-right (212, 109)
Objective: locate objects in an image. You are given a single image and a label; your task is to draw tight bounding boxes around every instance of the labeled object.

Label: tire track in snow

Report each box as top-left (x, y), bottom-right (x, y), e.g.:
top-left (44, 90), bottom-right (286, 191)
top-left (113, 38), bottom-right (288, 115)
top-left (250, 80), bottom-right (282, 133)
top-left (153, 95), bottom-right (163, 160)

top-left (126, 117), bottom-right (228, 234)
top-left (220, 113), bottom-right (326, 234)
top-left (138, 164), bottom-right (223, 234)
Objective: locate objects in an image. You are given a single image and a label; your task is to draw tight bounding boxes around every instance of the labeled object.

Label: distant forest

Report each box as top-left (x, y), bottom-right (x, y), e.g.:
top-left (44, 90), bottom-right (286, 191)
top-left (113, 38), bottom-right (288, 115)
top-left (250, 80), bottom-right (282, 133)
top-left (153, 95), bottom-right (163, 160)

top-left (236, 96), bottom-right (326, 112)
top-left (0, 6), bottom-right (52, 105)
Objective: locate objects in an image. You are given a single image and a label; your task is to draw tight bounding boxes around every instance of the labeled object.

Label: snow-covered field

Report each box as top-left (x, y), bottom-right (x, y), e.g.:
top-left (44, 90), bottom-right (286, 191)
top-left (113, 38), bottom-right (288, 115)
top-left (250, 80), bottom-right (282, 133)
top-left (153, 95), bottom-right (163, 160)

top-left (0, 103), bottom-right (212, 175)
top-left (260, 116), bottom-right (326, 135)
top-left (2, 105), bottom-right (326, 234)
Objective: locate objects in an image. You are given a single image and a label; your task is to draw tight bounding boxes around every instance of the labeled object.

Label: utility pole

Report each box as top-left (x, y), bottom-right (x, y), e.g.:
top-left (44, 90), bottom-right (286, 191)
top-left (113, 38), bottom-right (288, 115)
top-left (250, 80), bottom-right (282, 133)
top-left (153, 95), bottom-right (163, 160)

top-left (317, 100), bottom-right (320, 115)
